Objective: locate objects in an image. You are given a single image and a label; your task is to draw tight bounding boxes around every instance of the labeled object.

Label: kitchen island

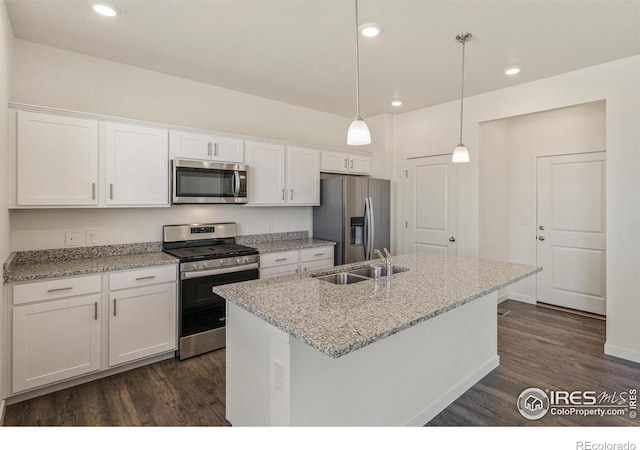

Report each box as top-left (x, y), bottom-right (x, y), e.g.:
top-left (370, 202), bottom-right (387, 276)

top-left (213, 252), bottom-right (540, 426)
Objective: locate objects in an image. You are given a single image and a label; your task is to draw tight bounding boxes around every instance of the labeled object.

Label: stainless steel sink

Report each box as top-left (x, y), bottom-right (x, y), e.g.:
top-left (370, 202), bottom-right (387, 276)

top-left (348, 266), bottom-right (409, 278)
top-left (314, 272), bottom-right (371, 285)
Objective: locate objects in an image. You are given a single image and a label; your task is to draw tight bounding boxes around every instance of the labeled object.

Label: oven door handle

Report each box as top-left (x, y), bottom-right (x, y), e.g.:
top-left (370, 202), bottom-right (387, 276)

top-left (181, 262), bottom-right (259, 279)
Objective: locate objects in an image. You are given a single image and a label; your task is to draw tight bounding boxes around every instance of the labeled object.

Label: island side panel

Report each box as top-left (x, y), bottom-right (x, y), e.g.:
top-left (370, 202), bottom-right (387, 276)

top-left (288, 292), bottom-right (499, 426)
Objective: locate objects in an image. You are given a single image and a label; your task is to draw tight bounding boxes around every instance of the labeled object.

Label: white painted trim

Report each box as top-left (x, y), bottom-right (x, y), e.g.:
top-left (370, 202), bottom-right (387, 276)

top-left (604, 343), bottom-right (640, 364)
top-left (406, 355), bottom-right (500, 426)
top-left (0, 399), bottom-right (5, 426)
top-left (508, 293), bottom-right (536, 304)
top-left (498, 292), bottom-right (510, 303)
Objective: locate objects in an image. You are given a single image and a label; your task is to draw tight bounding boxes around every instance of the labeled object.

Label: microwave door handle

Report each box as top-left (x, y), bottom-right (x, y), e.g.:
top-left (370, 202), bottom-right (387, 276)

top-left (233, 170), bottom-right (241, 197)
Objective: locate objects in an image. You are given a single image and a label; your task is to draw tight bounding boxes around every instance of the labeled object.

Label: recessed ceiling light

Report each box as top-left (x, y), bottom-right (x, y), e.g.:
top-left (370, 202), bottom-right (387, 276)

top-left (391, 100), bottom-right (403, 107)
top-left (92, 3), bottom-right (119, 17)
top-left (360, 23), bottom-right (381, 38)
top-left (505, 66), bottom-right (521, 76)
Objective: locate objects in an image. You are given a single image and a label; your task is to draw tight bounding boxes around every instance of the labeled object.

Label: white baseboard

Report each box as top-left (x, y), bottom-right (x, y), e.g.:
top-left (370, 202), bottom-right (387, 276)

top-left (498, 293), bottom-right (510, 304)
top-left (507, 293), bottom-right (535, 304)
top-left (405, 355), bottom-right (500, 426)
top-left (0, 399), bottom-right (5, 426)
top-left (604, 343), bottom-right (640, 364)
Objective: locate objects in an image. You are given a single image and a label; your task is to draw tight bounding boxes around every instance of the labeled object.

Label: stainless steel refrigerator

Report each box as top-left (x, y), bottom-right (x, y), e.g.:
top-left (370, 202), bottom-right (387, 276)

top-left (313, 176), bottom-right (390, 265)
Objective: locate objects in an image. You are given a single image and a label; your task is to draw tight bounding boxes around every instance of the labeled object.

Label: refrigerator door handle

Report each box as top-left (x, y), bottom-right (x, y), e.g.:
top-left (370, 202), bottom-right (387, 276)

top-left (368, 197), bottom-right (375, 260)
top-left (363, 198), bottom-right (369, 259)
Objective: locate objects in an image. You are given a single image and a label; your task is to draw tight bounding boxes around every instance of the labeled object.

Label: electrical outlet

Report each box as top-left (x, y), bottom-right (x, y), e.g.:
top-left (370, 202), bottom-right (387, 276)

top-left (65, 231), bottom-right (80, 247)
top-left (86, 230), bottom-right (98, 245)
top-left (274, 361), bottom-right (284, 392)
top-left (267, 221), bottom-right (274, 232)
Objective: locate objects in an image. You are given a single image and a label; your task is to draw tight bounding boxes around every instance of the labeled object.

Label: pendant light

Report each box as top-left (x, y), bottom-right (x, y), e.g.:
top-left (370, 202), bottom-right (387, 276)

top-left (347, 0), bottom-right (371, 145)
top-left (452, 32), bottom-right (472, 163)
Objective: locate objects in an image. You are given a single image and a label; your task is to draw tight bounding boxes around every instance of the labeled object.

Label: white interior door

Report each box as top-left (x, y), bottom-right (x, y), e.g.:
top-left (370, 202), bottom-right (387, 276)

top-left (404, 155), bottom-right (458, 256)
top-left (536, 152), bottom-right (606, 315)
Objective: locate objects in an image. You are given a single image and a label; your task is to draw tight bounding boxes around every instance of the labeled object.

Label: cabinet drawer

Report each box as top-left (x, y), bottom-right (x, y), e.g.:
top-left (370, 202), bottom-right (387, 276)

top-left (260, 263), bottom-right (299, 279)
top-left (259, 251), bottom-right (299, 269)
top-left (109, 265), bottom-right (177, 291)
top-left (300, 246), bottom-right (334, 263)
top-left (13, 275), bottom-right (102, 306)
top-left (299, 258), bottom-right (334, 273)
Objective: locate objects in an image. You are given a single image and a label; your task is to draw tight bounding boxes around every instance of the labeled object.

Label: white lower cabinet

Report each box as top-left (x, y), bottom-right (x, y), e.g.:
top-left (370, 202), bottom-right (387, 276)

top-left (259, 246), bottom-right (335, 279)
top-left (12, 293), bottom-right (102, 393)
top-left (9, 265), bottom-right (178, 395)
top-left (108, 283), bottom-right (177, 366)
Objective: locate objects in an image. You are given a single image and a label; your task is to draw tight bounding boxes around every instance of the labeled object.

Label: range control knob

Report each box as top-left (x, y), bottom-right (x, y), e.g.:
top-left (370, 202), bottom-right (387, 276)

top-left (203, 262), bottom-right (208, 268)
top-left (219, 260), bottom-right (225, 266)
top-left (243, 257), bottom-right (248, 263)
top-left (236, 258), bottom-right (241, 264)
top-left (193, 263), bottom-right (201, 270)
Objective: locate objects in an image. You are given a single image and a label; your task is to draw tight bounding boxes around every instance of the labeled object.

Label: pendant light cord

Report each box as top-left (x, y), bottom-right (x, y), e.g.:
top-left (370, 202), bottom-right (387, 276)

top-left (354, 0), bottom-right (361, 120)
top-left (459, 38), bottom-right (466, 145)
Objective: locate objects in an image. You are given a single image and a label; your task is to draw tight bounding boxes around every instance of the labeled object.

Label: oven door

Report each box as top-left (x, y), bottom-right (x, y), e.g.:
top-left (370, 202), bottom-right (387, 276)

top-left (172, 159), bottom-right (248, 204)
top-left (178, 263), bottom-right (258, 359)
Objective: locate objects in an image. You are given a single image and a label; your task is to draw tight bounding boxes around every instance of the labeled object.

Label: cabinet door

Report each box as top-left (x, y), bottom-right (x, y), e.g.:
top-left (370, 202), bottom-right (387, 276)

top-left (13, 294), bottom-right (101, 392)
top-left (17, 111), bottom-right (99, 206)
top-left (169, 130), bottom-right (211, 160)
top-left (349, 154), bottom-right (372, 175)
top-left (105, 123), bottom-right (169, 206)
top-left (299, 258), bottom-right (334, 273)
top-left (109, 283), bottom-right (177, 366)
top-left (321, 150), bottom-right (348, 174)
top-left (212, 135), bottom-right (244, 163)
top-left (245, 141), bottom-right (286, 205)
top-left (286, 146), bottom-right (320, 205)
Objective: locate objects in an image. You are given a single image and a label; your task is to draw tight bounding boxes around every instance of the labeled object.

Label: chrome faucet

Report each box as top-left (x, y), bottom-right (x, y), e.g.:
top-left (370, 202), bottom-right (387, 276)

top-left (373, 248), bottom-right (393, 279)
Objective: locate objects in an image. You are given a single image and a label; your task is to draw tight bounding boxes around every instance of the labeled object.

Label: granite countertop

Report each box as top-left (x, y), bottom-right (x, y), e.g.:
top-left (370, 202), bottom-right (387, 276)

top-left (3, 243), bottom-right (178, 283)
top-left (247, 238), bottom-right (336, 254)
top-left (213, 252), bottom-right (541, 359)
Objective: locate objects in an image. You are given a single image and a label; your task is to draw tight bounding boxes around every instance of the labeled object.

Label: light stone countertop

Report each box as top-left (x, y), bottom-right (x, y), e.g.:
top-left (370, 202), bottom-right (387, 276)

top-left (246, 238), bottom-right (336, 254)
top-left (3, 251), bottom-right (178, 283)
top-left (213, 252), bottom-right (541, 359)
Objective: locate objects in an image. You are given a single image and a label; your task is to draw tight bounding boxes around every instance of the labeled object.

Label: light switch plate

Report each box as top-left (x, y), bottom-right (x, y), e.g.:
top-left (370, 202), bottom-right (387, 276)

top-left (86, 230), bottom-right (98, 245)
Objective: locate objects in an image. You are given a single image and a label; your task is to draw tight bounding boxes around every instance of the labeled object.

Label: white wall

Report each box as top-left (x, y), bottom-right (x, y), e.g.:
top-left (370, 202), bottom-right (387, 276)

top-left (9, 40), bottom-right (389, 251)
top-left (0, 0), bottom-right (13, 406)
top-left (394, 56), bottom-right (640, 362)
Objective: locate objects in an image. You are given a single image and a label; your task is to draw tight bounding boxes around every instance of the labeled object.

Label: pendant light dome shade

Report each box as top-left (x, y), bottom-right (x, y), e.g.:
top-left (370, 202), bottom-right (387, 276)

top-left (347, 0), bottom-right (371, 146)
top-left (452, 32), bottom-right (472, 163)
top-left (347, 118), bottom-right (371, 145)
top-left (452, 144), bottom-right (470, 163)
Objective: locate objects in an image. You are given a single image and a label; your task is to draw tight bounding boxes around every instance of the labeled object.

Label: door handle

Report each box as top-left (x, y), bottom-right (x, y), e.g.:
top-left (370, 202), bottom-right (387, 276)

top-left (113, 298), bottom-right (117, 316)
top-left (207, 142), bottom-right (212, 157)
top-left (449, 237), bottom-right (456, 242)
top-left (94, 301), bottom-right (98, 321)
top-left (91, 183), bottom-right (96, 200)
top-left (350, 159), bottom-right (354, 169)
top-left (214, 143), bottom-right (218, 157)
top-left (109, 183), bottom-right (114, 200)
top-left (539, 225), bottom-right (545, 231)
top-left (538, 236), bottom-right (545, 241)
top-left (290, 189), bottom-right (294, 200)
top-left (281, 189), bottom-right (285, 200)
top-left (344, 158), bottom-right (348, 169)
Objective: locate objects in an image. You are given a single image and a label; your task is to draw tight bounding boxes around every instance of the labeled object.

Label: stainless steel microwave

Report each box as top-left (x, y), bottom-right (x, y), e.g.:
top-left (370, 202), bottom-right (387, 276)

top-left (172, 159), bottom-right (248, 204)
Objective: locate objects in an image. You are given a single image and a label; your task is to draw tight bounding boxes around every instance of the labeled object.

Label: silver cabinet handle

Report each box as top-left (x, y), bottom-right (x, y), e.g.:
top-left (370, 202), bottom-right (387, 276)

top-left (304, 267), bottom-right (308, 272)
top-left (539, 225), bottom-right (545, 231)
top-left (214, 143), bottom-right (218, 157)
top-left (314, 253), bottom-right (325, 257)
top-left (281, 189), bottom-right (285, 200)
top-left (275, 258), bottom-right (288, 262)
top-left (47, 287), bottom-right (73, 293)
top-left (113, 298), bottom-right (117, 316)
top-left (136, 275), bottom-right (156, 281)
top-left (109, 183), bottom-right (114, 200)
top-left (94, 301), bottom-right (98, 321)
top-left (350, 159), bottom-right (354, 169)
top-left (207, 142), bottom-right (212, 157)
top-left (344, 158), bottom-right (348, 169)
top-left (290, 189), bottom-right (294, 200)
top-left (449, 237), bottom-right (456, 242)
top-left (538, 236), bottom-right (545, 241)
top-left (92, 183), bottom-right (96, 200)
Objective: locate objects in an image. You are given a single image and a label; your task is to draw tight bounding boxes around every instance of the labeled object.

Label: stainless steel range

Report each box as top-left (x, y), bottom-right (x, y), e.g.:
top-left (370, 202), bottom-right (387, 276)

top-left (163, 223), bottom-right (259, 360)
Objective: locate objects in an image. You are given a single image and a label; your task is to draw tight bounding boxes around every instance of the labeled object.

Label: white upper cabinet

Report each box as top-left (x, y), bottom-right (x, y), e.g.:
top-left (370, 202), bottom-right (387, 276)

top-left (17, 111), bottom-right (99, 206)
top-left (321, 150), bottom-right (372, 175)
top-left (245, 141), bottom-right (287, 205)
top-left (169, 130), bottom-right (244, 163)
top-left (105, 122), bottom-right (169, 206)
top-left (286, 146), bottom-right (320, 205)
top-left (246, 141), bottom-right (319, 206)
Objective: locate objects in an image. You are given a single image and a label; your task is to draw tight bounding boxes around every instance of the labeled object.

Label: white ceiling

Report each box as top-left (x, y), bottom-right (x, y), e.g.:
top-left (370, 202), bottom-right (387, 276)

top-left (6, 0), bottom-right (640, 118)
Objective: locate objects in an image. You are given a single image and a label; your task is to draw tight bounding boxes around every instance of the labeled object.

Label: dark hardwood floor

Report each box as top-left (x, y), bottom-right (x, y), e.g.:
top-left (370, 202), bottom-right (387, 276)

top-left (4, 300), bottom-right (639, 426)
